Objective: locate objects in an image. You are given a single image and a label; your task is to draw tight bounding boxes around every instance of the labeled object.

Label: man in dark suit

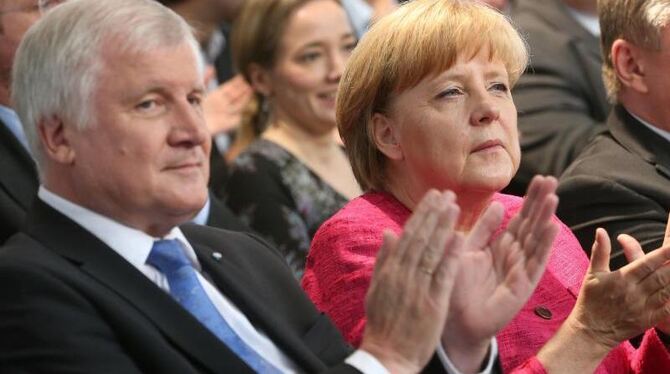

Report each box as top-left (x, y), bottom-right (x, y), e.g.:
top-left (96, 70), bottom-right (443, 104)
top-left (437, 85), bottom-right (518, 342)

top-left (0, 0), bottom-right (567, 372)
top-left (557, 0), bottom-right (670, 269)
top-left (505, 0), bottom-right (608, 196)
top-left (0, 0), bottom-right (40, 244)
top-left (0, 0), bottom-right (246, 243)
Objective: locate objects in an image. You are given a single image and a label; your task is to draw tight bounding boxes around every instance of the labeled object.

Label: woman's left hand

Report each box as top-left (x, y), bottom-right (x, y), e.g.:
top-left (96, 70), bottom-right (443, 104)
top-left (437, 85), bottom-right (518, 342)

top-left (442, 175), bottom-right (560, 372)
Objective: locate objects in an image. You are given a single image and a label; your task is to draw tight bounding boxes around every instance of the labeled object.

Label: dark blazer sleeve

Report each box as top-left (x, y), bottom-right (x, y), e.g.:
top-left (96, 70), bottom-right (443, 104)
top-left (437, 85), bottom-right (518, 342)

top-left (557, 106), bottom-right (670, 270)
top-left (557, 173), bottom-right (666, 269)
top-left (0, 261), bottom-right (144, 373)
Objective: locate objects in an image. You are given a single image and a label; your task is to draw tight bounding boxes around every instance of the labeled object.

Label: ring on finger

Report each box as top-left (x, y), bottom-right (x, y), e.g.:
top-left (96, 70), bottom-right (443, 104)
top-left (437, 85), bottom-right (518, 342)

top-left (420, 267), bottom-right (433, 276)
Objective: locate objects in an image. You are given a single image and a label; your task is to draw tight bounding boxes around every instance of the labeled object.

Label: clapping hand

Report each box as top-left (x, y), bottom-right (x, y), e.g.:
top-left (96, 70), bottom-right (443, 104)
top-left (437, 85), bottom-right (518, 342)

top-left (443, 176), bottom-right (560, 372)
top-left (360, 190), bottom-right (465, 373)
top-left (533, 214), bottom-right (670, 373)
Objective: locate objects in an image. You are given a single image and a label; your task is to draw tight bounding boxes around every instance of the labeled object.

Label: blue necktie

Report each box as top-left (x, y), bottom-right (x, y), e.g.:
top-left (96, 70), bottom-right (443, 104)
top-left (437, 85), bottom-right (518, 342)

top-left (146, 239), bottom-right (281, 373)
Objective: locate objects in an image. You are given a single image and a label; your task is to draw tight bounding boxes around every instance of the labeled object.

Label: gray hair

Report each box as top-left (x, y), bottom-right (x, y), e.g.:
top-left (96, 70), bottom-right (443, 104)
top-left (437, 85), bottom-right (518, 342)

top-left (599, 0), bottom-right (670, 102)
top-left (11, 0), bottom-right (202, 170)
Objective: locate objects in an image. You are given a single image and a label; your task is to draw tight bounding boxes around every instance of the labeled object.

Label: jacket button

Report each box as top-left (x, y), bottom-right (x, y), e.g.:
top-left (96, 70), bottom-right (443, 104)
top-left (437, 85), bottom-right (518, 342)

top-left (534, 306), bottom-right (552, 320)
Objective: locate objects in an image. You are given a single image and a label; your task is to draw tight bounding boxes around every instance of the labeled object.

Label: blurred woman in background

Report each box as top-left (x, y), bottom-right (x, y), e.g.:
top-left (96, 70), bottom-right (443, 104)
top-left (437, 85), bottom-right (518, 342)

top-left (222, 0), bottom-right (361, 278)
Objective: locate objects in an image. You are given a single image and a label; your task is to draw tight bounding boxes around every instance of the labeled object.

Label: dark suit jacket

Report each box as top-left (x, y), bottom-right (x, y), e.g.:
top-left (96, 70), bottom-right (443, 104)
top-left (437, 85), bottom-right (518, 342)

top-left (0, 197), bottom-right (461, 373)
top-left (0, 119), bottom-right (39, 245)
top-left (0, 199), bottom-right (359, 373)
top-left (505, 0), bottom-right (609, 196)
top-left (557, 105), bottom-right (670, 269)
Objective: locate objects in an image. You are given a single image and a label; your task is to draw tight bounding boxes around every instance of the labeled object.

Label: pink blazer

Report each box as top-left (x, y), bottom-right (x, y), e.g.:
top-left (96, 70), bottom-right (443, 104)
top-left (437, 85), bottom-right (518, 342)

top-left (302, 191), bottom-right (670, 373)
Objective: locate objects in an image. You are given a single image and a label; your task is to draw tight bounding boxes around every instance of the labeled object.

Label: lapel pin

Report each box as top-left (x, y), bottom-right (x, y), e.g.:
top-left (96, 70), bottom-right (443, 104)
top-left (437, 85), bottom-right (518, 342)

top-left (211, 251), bottom-right (223, 261)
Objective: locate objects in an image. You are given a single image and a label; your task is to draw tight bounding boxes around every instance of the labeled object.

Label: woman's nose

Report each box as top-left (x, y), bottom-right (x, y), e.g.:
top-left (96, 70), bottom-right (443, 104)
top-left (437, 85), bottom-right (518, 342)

top-left (326, 52), bottom-right (346, 83)
top-left (470, 94), bottom-right (500, 126)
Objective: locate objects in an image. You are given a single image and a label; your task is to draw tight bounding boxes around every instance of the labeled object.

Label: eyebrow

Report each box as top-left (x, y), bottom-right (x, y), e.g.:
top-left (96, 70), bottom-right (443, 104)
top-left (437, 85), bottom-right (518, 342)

top-left (300, 33), bottom-right (356, 49)
top-left (126, 84), bottom-right (205, 104)
top-left (433, 67), bottom-right (509, 84)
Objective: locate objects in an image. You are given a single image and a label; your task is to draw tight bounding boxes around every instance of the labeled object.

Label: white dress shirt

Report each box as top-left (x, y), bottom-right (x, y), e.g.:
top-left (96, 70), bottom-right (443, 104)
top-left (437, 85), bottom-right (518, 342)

top-left (190, 197), bottom-right (211, 226)
top-left (38, 186), bottom-right (496, 374)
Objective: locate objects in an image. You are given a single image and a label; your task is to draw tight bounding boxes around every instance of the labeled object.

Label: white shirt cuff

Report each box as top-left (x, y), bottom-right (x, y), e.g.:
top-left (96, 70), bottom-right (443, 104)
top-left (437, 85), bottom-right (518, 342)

top-left (346, 337), bottom-right (497, 374)
top-left (437, 337), bottom-right (498, 374)
top-left (345, 349), bottom-right (390, 374)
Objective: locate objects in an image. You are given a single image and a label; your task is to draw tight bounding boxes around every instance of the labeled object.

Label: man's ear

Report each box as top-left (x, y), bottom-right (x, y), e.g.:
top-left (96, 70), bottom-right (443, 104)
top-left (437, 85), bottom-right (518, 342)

top-left (247, 63), bottom-right (273, 97)
top-left (372, 112), bottom-right (403, 161)
top-left (38, 115), bottom-right (76, 165)
top-left (611, 39), bottom-right (648, 94)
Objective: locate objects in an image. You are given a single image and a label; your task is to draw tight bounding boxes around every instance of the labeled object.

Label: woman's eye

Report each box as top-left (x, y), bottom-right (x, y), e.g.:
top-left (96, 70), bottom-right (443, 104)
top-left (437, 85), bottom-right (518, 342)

top-left (298, 51), bottom-right (321, 63)
top-left (490, 83), bottom-right (509, 93)
top-left (343, 41), bottom-right (357, 53)
top-left (436, 88), bottom-right (462, 99)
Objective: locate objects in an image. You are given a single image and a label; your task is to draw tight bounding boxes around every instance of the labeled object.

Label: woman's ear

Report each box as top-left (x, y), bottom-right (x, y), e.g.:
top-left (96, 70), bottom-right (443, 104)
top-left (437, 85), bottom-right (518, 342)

top-left (372, 112), bottom-right (403, 161)
top-left (38, 115), bottom-right (76, 165)
top-left (247, 63), bottom-right (273, 97)
top-left (611, 39), bottom-right (648, 94)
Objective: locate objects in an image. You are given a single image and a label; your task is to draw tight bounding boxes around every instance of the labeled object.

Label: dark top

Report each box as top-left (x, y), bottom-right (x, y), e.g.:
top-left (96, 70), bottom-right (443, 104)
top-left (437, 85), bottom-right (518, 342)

top-left (222, 139), bottom-right (348, 279)
top-left (557, 105), bottom-right (670, 269)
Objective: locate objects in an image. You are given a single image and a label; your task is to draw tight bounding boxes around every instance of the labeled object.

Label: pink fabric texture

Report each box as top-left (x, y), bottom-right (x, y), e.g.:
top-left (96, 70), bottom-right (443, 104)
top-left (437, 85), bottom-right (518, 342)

top-left (302, 191), bottom-right (670, 373)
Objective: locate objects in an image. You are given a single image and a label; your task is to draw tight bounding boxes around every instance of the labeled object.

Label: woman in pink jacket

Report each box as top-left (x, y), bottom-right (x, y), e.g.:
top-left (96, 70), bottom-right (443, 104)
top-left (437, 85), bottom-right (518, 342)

top-left (302, 0), bottom-right (670, 372)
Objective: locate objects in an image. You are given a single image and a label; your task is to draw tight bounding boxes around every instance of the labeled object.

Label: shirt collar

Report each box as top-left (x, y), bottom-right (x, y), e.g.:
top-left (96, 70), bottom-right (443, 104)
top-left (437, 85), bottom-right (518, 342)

top-left (37, 186), bottom-right (202, 272)
top-left (627, 109), bottom-right (670, 144)
top-left (567, 7), bottom-right (600, 37)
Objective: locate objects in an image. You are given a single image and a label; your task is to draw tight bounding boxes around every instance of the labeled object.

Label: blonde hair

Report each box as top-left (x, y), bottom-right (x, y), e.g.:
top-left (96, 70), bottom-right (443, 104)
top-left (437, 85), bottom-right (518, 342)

top-left (337, 0), bottom-right (528, 191)
top-left (599, 0), bottom-right (670, 102)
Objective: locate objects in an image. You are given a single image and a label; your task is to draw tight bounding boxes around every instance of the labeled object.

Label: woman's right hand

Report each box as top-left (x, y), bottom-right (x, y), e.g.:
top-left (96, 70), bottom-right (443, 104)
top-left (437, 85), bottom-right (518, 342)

top-left (537, 228), bottom-right (670, 373)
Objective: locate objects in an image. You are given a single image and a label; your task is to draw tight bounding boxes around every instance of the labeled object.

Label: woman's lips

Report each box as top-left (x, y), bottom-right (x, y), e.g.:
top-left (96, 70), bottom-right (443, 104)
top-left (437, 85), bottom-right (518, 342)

top-left (472, 139), bottom-right (503, 153)
top-left (317, 91), bottom-right (337, 106)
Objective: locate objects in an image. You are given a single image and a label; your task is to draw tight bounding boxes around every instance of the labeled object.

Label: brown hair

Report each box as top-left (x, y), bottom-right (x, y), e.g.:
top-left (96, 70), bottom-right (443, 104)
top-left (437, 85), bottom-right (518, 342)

top-left (337, 0), bottom-right (528, 191)
top-left (599, 0), bottom-right (670, 102)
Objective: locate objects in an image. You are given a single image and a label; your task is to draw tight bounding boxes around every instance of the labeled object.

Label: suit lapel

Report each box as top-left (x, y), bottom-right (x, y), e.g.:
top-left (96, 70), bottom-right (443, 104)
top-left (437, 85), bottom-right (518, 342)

top-left (609, 105), bottom-right (670, 181)
top-left (193, 239), bottom-right (327, 373)
top-left (0, 121), bottom-right (38, 210)
top-left (24, 200), bottom-right (255, 374)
